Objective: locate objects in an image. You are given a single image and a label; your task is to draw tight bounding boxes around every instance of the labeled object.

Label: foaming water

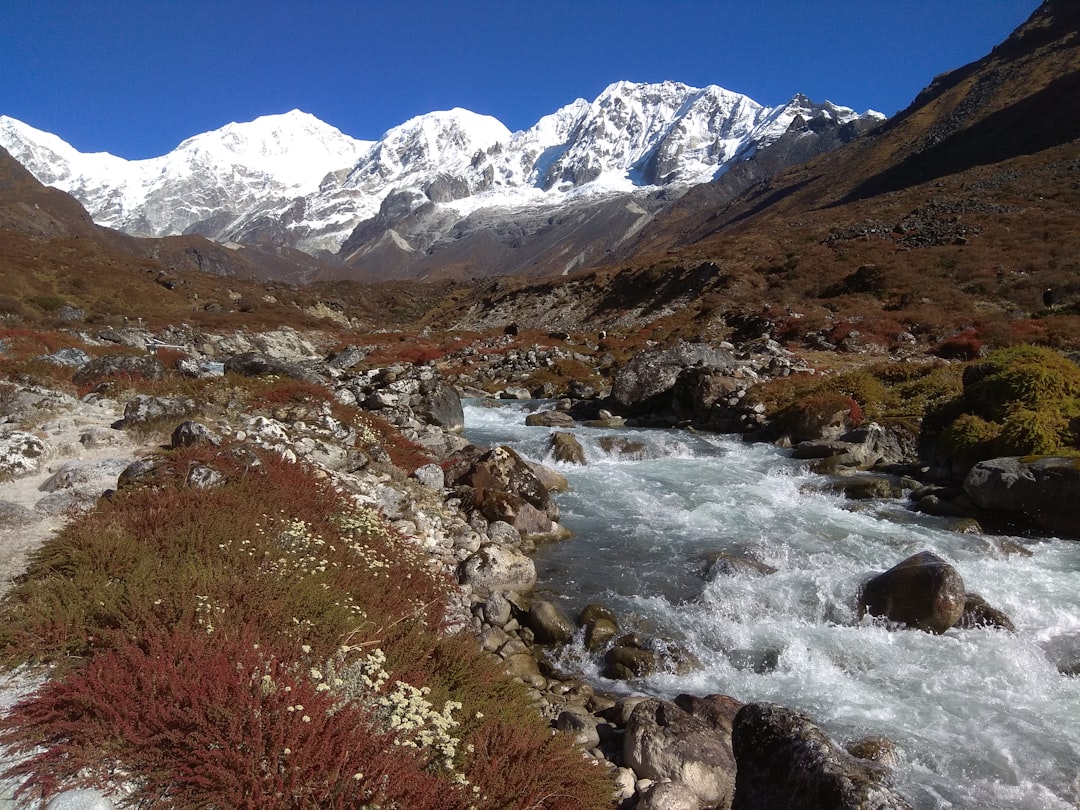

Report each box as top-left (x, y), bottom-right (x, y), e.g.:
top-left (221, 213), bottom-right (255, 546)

top-left (463, 401), bottom-right (1080, 809)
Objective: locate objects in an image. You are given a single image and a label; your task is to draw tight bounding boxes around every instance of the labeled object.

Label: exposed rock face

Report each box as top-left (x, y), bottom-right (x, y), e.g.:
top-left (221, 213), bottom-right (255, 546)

top-left (964, 456), bottom-right (1080, 538)
top-left (624, 698), bottom-right (737, 808)
top-left (613, 342), bottom-right (735, 415)
top-left (859, 551), bottom-right (966, 634)
top-left (731, 702), bottom-right (913, 810)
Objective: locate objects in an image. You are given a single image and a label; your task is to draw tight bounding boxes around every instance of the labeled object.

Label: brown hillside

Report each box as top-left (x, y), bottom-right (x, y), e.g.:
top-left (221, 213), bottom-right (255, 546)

top-left (424, 0), bottom-right (1080, 355)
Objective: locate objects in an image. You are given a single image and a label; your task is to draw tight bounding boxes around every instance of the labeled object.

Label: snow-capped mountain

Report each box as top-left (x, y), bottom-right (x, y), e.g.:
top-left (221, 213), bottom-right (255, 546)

top-left (0, 82), bottom-right (883, 274)
top-left (0, 110), bottom-right (371, 241)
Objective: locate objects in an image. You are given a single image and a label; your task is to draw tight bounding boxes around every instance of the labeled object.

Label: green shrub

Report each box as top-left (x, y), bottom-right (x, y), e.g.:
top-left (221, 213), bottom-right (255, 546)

top-left (999, 407), bottom-right (1074, 456)
top-left (963, 345), bottom-right (1080, 418)
top-left (927, 345), bottom-right (1080, 471)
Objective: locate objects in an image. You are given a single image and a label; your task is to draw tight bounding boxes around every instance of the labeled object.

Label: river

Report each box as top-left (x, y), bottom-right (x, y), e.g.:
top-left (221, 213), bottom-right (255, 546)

top-left (463, 399), bottom-right (1080, 810)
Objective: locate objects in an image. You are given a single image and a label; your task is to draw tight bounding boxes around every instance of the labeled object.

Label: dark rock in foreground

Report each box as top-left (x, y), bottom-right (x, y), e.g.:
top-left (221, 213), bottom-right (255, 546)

top-left (732, 702), bottom-right (913, 810)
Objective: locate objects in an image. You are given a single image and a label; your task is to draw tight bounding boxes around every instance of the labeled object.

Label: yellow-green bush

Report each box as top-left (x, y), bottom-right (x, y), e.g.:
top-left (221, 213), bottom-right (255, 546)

top-left (928, 345), bottom-right (1080, 471)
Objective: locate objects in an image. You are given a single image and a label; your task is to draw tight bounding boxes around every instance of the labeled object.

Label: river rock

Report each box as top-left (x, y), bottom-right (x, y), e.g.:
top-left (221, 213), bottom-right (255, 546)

top-left (964, 456), bottom-right (1080, 538)
top-left (794, 424), bottom-right (913, 470)
top-left (414, 381), bottom-right (464, 432)
top-left (957, 592), bottom-right (1016, 631)
top-left (703, 551), bottom-right (777, 579)
top-left (613, 342), bottom-right (735, 415)
top-left (550, 432), bottom-right (586, 464)
top-left (731, 702), bottom-right (913, 810)
top-left (500, 385), bottom-right (532, 400)
top-left (525, 461), bottom-right (569, 493)
top-left (845, 736), bottom-right (902, 769)
top-left (859, 551), bottom-right (966, 634)
top-left (585, 618), bottom-right (618, 650)
top-left (598, 436), bottom-right (647, 458)
top-left (525, 599), bottom-right (576, 645)
top-left (478, 490), bottom-right (570, 542)
top-left (458, 543), bottom-right (536, 593)
top-left (525, 410), bottom-right (576, 427)
top-left (624, 698), bottom-right (737, 808)
top-left (452, 445), bottom-right (556, 518)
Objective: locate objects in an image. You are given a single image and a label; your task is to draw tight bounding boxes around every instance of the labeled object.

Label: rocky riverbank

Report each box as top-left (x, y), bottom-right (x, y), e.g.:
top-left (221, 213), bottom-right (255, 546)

top-left (2, 325), bottom-right (1078, 809)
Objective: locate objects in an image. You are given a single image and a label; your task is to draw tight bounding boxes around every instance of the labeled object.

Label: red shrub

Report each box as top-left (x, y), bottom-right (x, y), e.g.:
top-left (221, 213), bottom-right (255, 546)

top-left (464, 717), bottom-right (613, 810)
top-left (0, 629), bottom-right (462, 809)
top-left (933, 329), bottom-right (983, 360)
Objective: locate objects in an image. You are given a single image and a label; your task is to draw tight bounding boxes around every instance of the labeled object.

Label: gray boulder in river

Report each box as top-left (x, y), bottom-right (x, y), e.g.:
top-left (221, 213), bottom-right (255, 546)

top-left (613, 341), bottom-right (735, 414)
top-left (964, 456), bottom-right (1080, 538)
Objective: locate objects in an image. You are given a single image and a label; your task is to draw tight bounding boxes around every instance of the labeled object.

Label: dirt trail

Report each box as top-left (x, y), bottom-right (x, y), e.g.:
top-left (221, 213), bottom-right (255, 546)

top-left (0, 394), bottom-right (151, 595)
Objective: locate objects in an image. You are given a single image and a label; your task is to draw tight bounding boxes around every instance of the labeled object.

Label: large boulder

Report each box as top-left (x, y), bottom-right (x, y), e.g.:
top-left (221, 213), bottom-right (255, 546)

top-left (223, 351), bottom-right (323, 383)
top-left (452, 445), bottom-right (557, 518)
top-left (71, 354), bottom-right (165, 386)
top-left (458, 544), bottom-right (536, 593)
top-left (415, 381), bottom-right (464, 432)
top-left (859, 551), bottom-right (966, 634)
top-left (122, 394), bottom-right (199, 427)
top-left (624, 698), bottom-right (737, 808)
top-left (794, 424), bottom-right (915, 469)
top-left (731, 702), bottom-right (913, 810)
top-left (964, 456), bottom-right (1080, 538)
top-left (613, 342), bottom-right (735, 415)
top-left (0, 431), bottom-right (49, 478)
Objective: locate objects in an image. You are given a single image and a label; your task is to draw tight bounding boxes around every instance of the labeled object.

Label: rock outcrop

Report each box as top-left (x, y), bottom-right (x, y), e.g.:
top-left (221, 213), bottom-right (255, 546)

top-left (964, 456), bottom-right (1080, 538)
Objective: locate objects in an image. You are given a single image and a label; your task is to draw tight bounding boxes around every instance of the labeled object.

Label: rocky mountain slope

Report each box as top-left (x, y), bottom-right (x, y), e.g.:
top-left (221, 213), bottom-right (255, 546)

top-left (422, 0), bottom-right (1080, 353)
top-left (0, 82), bottom-right (882, 279)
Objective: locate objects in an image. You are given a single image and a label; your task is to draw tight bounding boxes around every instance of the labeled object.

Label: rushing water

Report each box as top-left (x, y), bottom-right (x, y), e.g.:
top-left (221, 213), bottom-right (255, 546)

top-left (463, 400), bottom-right (1080, 810)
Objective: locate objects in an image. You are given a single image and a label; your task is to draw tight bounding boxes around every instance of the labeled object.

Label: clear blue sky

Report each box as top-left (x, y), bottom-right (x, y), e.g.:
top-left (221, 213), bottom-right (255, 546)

top-left (2, 1), bottom-right (1042, 159)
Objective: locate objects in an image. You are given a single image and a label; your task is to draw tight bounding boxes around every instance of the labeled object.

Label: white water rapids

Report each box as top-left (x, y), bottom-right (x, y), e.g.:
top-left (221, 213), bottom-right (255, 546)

top-left (463, 400), bottom-right (1080, 809)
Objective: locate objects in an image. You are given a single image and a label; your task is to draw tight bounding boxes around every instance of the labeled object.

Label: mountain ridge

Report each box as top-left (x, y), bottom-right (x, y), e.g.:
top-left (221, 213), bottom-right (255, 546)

top-left (0, 81), bottom-right (883, 273)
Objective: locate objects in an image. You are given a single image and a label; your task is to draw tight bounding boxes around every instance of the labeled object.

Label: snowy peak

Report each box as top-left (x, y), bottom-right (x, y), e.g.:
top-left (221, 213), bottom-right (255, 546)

top-left (344, 108), bottom-right (511, 197)
top-left (0, 81), bottom-right (884, 255)
top-left (170, 109), bottom-right (372, 191)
